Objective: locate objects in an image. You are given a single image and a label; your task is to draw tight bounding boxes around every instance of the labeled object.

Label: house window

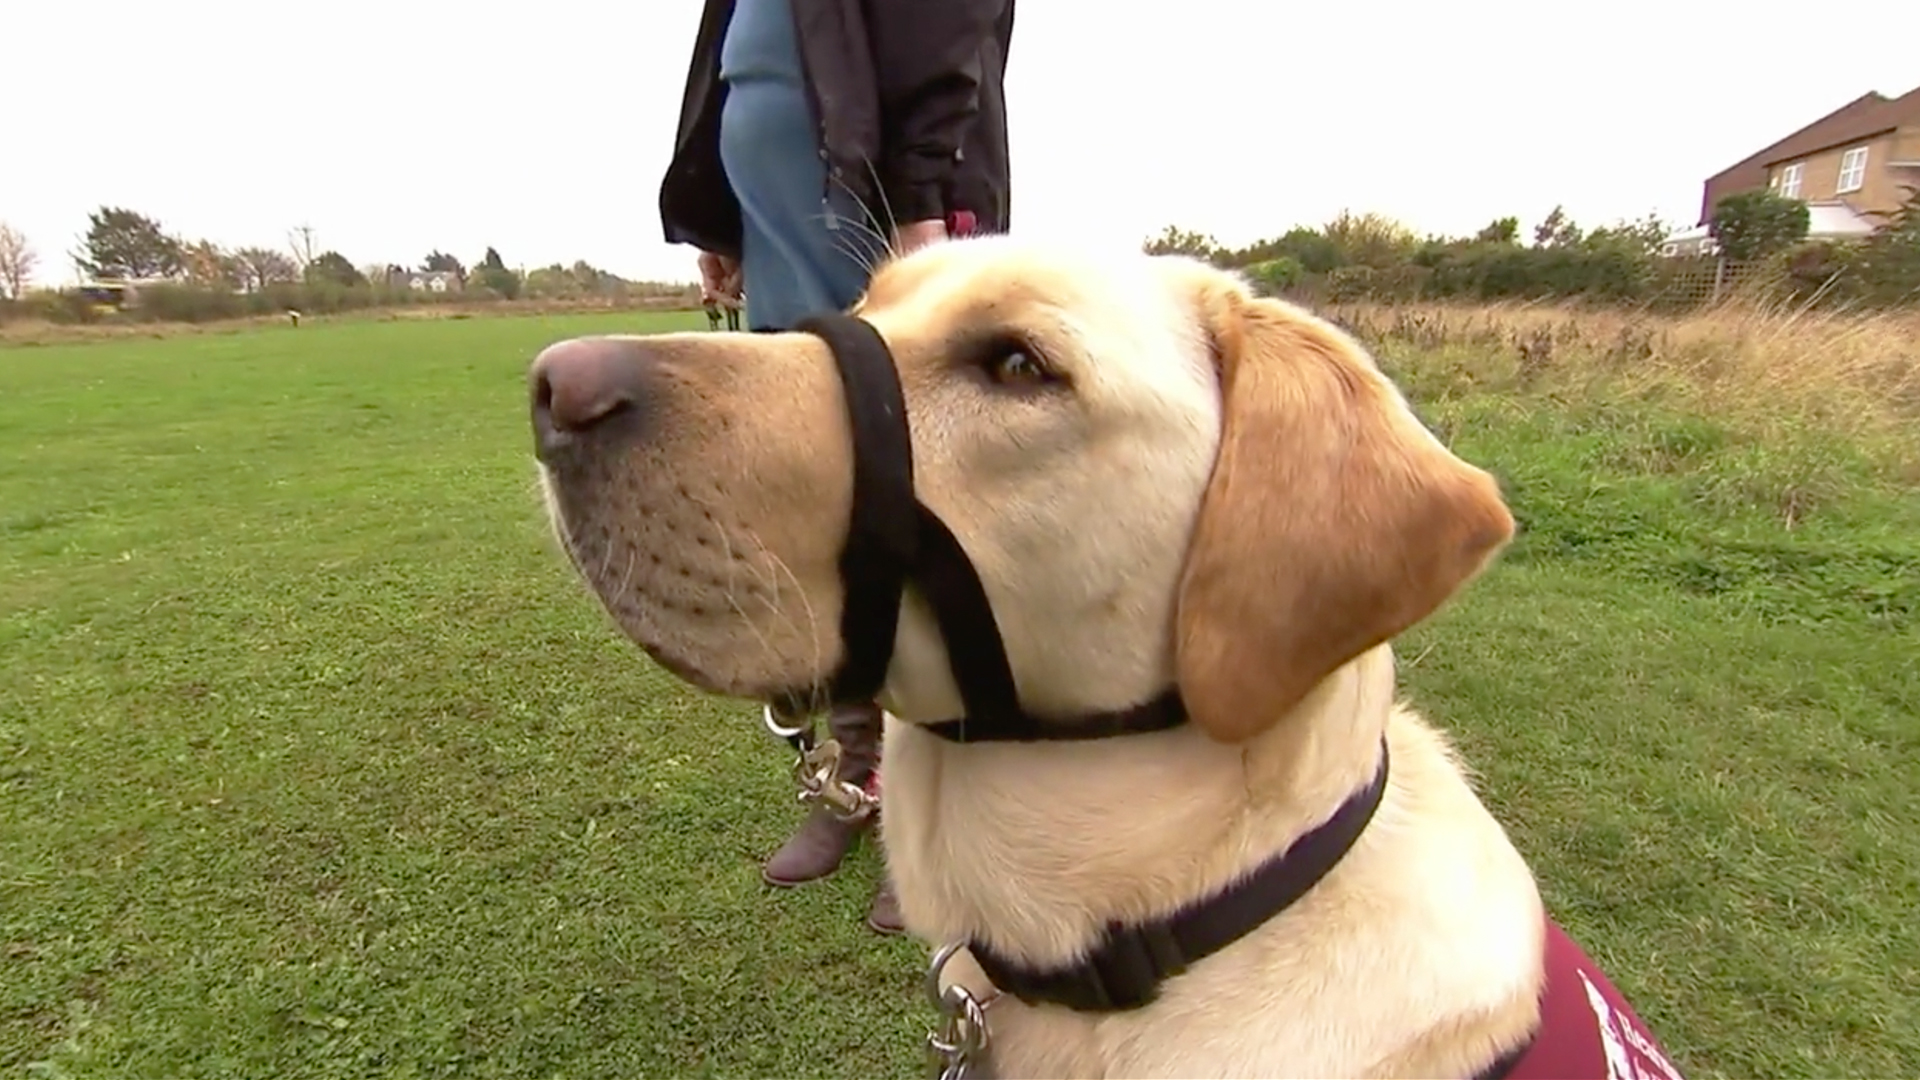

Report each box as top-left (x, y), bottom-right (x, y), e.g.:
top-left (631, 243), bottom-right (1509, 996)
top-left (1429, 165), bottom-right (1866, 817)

top-left (1837, 147), bottom-right (1868, 193)
top-left (1776, 162), bottom-right (1804, 199)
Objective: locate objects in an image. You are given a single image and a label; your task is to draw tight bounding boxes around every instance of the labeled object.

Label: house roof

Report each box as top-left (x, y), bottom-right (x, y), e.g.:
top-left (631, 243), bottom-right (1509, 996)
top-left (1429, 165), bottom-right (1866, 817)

top-left (1698, 84), bottom-right (1920, 224)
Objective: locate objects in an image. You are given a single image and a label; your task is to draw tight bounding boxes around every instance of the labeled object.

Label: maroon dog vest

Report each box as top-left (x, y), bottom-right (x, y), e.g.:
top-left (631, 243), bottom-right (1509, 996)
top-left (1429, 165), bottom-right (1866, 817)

top-left (1493, 920), bottom-right (1685, 1080)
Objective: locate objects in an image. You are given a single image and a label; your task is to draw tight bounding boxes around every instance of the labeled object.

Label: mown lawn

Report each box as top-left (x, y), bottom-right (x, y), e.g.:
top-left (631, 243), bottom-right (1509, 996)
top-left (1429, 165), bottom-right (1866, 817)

top-left (2, 312), bottom-right (1915, 1079)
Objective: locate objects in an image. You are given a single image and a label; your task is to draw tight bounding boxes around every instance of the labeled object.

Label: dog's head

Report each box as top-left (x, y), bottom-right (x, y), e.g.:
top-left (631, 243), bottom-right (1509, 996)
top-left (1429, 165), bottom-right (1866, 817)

top-left (530, 238), bottom-right (1512, 741)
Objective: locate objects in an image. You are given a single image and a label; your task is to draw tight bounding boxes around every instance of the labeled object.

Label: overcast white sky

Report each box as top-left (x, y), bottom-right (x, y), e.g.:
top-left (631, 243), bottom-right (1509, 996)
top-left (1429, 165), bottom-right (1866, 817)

top-left (8, 0), bottom-right (1917, 286)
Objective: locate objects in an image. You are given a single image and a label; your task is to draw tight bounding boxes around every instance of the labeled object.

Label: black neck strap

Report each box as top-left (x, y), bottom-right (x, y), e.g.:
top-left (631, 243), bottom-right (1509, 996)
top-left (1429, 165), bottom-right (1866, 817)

top-left (918, 690), bottom-right (1190, 743)
top-left (966, 740), bottom-right (1391, 1013)
top-left (909, 503), bottom-right (1191, 743)
top-left (796, 311), bottom-right (1194, 746)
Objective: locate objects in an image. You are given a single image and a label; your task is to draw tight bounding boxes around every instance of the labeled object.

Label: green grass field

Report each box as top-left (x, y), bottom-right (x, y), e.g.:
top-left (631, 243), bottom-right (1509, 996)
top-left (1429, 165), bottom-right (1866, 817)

top-left (3, 311), bottom-right (1915, 1079)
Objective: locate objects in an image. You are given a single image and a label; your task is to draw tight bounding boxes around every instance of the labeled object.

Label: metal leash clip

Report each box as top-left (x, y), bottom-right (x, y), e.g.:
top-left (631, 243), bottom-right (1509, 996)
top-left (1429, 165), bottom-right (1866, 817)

top-left (763, 704), bottom-right (876, 823)
top-left (925, 942), bottom-right (993, 1080)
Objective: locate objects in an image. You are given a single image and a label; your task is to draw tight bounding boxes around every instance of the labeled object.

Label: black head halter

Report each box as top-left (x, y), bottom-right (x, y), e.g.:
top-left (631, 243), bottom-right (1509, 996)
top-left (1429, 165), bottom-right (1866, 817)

top-left (791, 312), bottom-right (1186, 744)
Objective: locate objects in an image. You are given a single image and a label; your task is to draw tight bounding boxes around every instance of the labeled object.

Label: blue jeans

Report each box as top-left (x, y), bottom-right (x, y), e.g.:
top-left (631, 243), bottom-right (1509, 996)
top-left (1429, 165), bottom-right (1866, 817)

top-left (718, 0), bottom-right (885, 331)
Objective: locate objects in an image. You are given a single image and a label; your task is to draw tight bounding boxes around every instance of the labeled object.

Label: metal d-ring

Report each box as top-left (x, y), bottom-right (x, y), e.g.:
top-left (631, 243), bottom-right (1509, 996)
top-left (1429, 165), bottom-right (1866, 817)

top-left (925, 942), bottom-right (966, 1008)
top-left (924, 942), bottom-right (993, 1080)
top-left (762, 702), bottom-right (810, 745)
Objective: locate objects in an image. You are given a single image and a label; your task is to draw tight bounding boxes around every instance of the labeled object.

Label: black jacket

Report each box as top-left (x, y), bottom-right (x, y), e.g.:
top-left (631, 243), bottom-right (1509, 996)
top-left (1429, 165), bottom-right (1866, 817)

top-left (659, 0), bottom-right (1013, 260)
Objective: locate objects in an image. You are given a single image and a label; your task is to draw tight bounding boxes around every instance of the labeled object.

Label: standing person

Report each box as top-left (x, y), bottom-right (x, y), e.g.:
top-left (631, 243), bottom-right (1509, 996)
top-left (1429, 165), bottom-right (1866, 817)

top-left (659, 0), bottom-right (1014, 935)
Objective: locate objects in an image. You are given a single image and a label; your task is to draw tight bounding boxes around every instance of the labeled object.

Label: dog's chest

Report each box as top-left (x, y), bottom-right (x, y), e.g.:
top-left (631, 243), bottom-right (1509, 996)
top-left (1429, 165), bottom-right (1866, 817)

top-left (880, 722), bottom-right (1235, 930)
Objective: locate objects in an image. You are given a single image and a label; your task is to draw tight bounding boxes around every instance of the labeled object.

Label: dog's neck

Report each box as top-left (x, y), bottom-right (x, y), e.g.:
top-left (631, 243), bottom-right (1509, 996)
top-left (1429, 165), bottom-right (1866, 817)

top-left (880, 645), bottom-right (1398, 970)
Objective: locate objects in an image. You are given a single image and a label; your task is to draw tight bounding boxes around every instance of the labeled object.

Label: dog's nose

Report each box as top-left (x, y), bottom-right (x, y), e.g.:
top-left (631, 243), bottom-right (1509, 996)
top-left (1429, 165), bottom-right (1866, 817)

top-left (529, 337), bottom-right (656, 458)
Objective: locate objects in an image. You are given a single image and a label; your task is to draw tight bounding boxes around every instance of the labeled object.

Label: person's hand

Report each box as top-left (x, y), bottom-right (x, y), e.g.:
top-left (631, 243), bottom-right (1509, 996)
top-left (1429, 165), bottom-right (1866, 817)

top-left (892, 218), bottom-right (949, 256)
top-left (697, 250), bottom-right (741, 302)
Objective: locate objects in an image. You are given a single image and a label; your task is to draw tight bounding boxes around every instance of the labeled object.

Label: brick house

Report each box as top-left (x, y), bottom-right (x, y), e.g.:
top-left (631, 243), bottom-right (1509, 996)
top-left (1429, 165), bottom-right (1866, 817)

top-left (1667, 83), bottom-right (1920, 255)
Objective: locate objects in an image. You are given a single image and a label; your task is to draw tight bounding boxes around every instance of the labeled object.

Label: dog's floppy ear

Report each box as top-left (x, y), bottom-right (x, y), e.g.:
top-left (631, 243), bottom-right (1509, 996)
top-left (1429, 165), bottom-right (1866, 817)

top-left (1174, 274), bottom-right (1514, 744)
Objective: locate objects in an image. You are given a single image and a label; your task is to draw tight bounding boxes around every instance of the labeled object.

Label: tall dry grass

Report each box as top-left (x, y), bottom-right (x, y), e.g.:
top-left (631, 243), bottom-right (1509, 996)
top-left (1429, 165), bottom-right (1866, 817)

top-left (1327, 298), bottom-right (1920, 472)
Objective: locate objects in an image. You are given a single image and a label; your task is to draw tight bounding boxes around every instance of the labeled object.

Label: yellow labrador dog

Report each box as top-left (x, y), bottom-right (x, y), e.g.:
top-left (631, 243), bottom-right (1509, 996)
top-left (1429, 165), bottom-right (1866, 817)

top-left (528, 238), bottom-right (1683, 1080)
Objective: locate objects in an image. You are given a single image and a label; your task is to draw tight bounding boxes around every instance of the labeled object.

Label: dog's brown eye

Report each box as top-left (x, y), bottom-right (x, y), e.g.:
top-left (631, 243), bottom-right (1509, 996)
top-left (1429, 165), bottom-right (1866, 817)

top-left (985, 345), bottom-right (1057, 387)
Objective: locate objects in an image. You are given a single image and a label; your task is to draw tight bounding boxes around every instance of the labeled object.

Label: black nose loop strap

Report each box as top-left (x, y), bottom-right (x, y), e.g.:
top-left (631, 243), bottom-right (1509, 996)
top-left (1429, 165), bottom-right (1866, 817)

top-left (794, 313), bottom-right (918, 705)
top-left (794, 311), bottom-right (1021, 721)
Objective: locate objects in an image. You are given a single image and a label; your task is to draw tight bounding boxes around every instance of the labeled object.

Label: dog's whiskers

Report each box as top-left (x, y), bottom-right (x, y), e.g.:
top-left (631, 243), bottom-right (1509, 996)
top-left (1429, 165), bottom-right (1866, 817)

top-left (708, 517), bottom-right (797, 679)
top-left (749, 532), bottom-right (829, 711)
top-left (826, 171), bottom-right (903, 270)
top-left (816, 212), bottom-right (887, 279)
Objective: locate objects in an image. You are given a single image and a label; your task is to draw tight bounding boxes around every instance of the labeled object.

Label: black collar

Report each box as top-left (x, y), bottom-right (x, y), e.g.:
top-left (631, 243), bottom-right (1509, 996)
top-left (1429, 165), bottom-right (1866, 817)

top-left (965, 739), bottom-right (1390, 1013)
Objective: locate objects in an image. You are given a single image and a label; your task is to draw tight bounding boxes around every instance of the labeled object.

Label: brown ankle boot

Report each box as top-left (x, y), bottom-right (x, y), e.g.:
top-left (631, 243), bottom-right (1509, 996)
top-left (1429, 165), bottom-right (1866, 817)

top-left (761, 702), bottom-right (884, 887)
top-left (762, 807), bottom-right (868, 886)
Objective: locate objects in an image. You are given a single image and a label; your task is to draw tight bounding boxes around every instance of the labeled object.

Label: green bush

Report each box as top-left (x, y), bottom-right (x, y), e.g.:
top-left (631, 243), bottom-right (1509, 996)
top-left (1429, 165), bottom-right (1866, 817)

top-left (1852, 188), bottom-right (1920, 306)
top-left (108, 280), bottom-right (489, 322)
top-left (1710, 189), bottom-right (1810, 262)
top-left (1408, 242), bottom-right (1652, 303)
top-left (132, 283), bottom-right (248, 323)
top-left (287, 281), bottom-right (376, 315)
top-left (1322, 211), bottom-right (1419, 269)
top-left (6, 289), bottom-right (105, 325)
top-left (1163, 199), bottom-right (1920, 312)
top-left (1233, 228), bottom-right (1344, 275)
top-left (1244, 257), bottom-right (1303, 295)
top-left (1325, 265), bottom-right (1378, 302)
top-left (1369, 263), bottom-right (1432, 303)
top-left (1776, 241), bottom-right (1862, 304)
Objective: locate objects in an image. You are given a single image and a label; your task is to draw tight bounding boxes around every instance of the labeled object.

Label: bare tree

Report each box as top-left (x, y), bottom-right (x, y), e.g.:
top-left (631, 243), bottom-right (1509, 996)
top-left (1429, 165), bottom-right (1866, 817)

top-left (0, 222), bottom-right (42, 298)
top-left (233, 246), bottom-right (298, 293)
top-left (288, 224), bottom-right (317, 270)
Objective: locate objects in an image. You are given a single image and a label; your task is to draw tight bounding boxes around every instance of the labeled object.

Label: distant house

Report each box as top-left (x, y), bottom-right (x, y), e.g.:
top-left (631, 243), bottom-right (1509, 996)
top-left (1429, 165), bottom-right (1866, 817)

top-left (1657, 230), bottom-right (1719, 259)
top-left (1671, 83), bottom-right (1920, 255)
top-left (75, 275), bottom-right (172, 313)
top-left (76, 275), bottom-right (183, 311)
top-left (389, 269), bottom-right (463, 293)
